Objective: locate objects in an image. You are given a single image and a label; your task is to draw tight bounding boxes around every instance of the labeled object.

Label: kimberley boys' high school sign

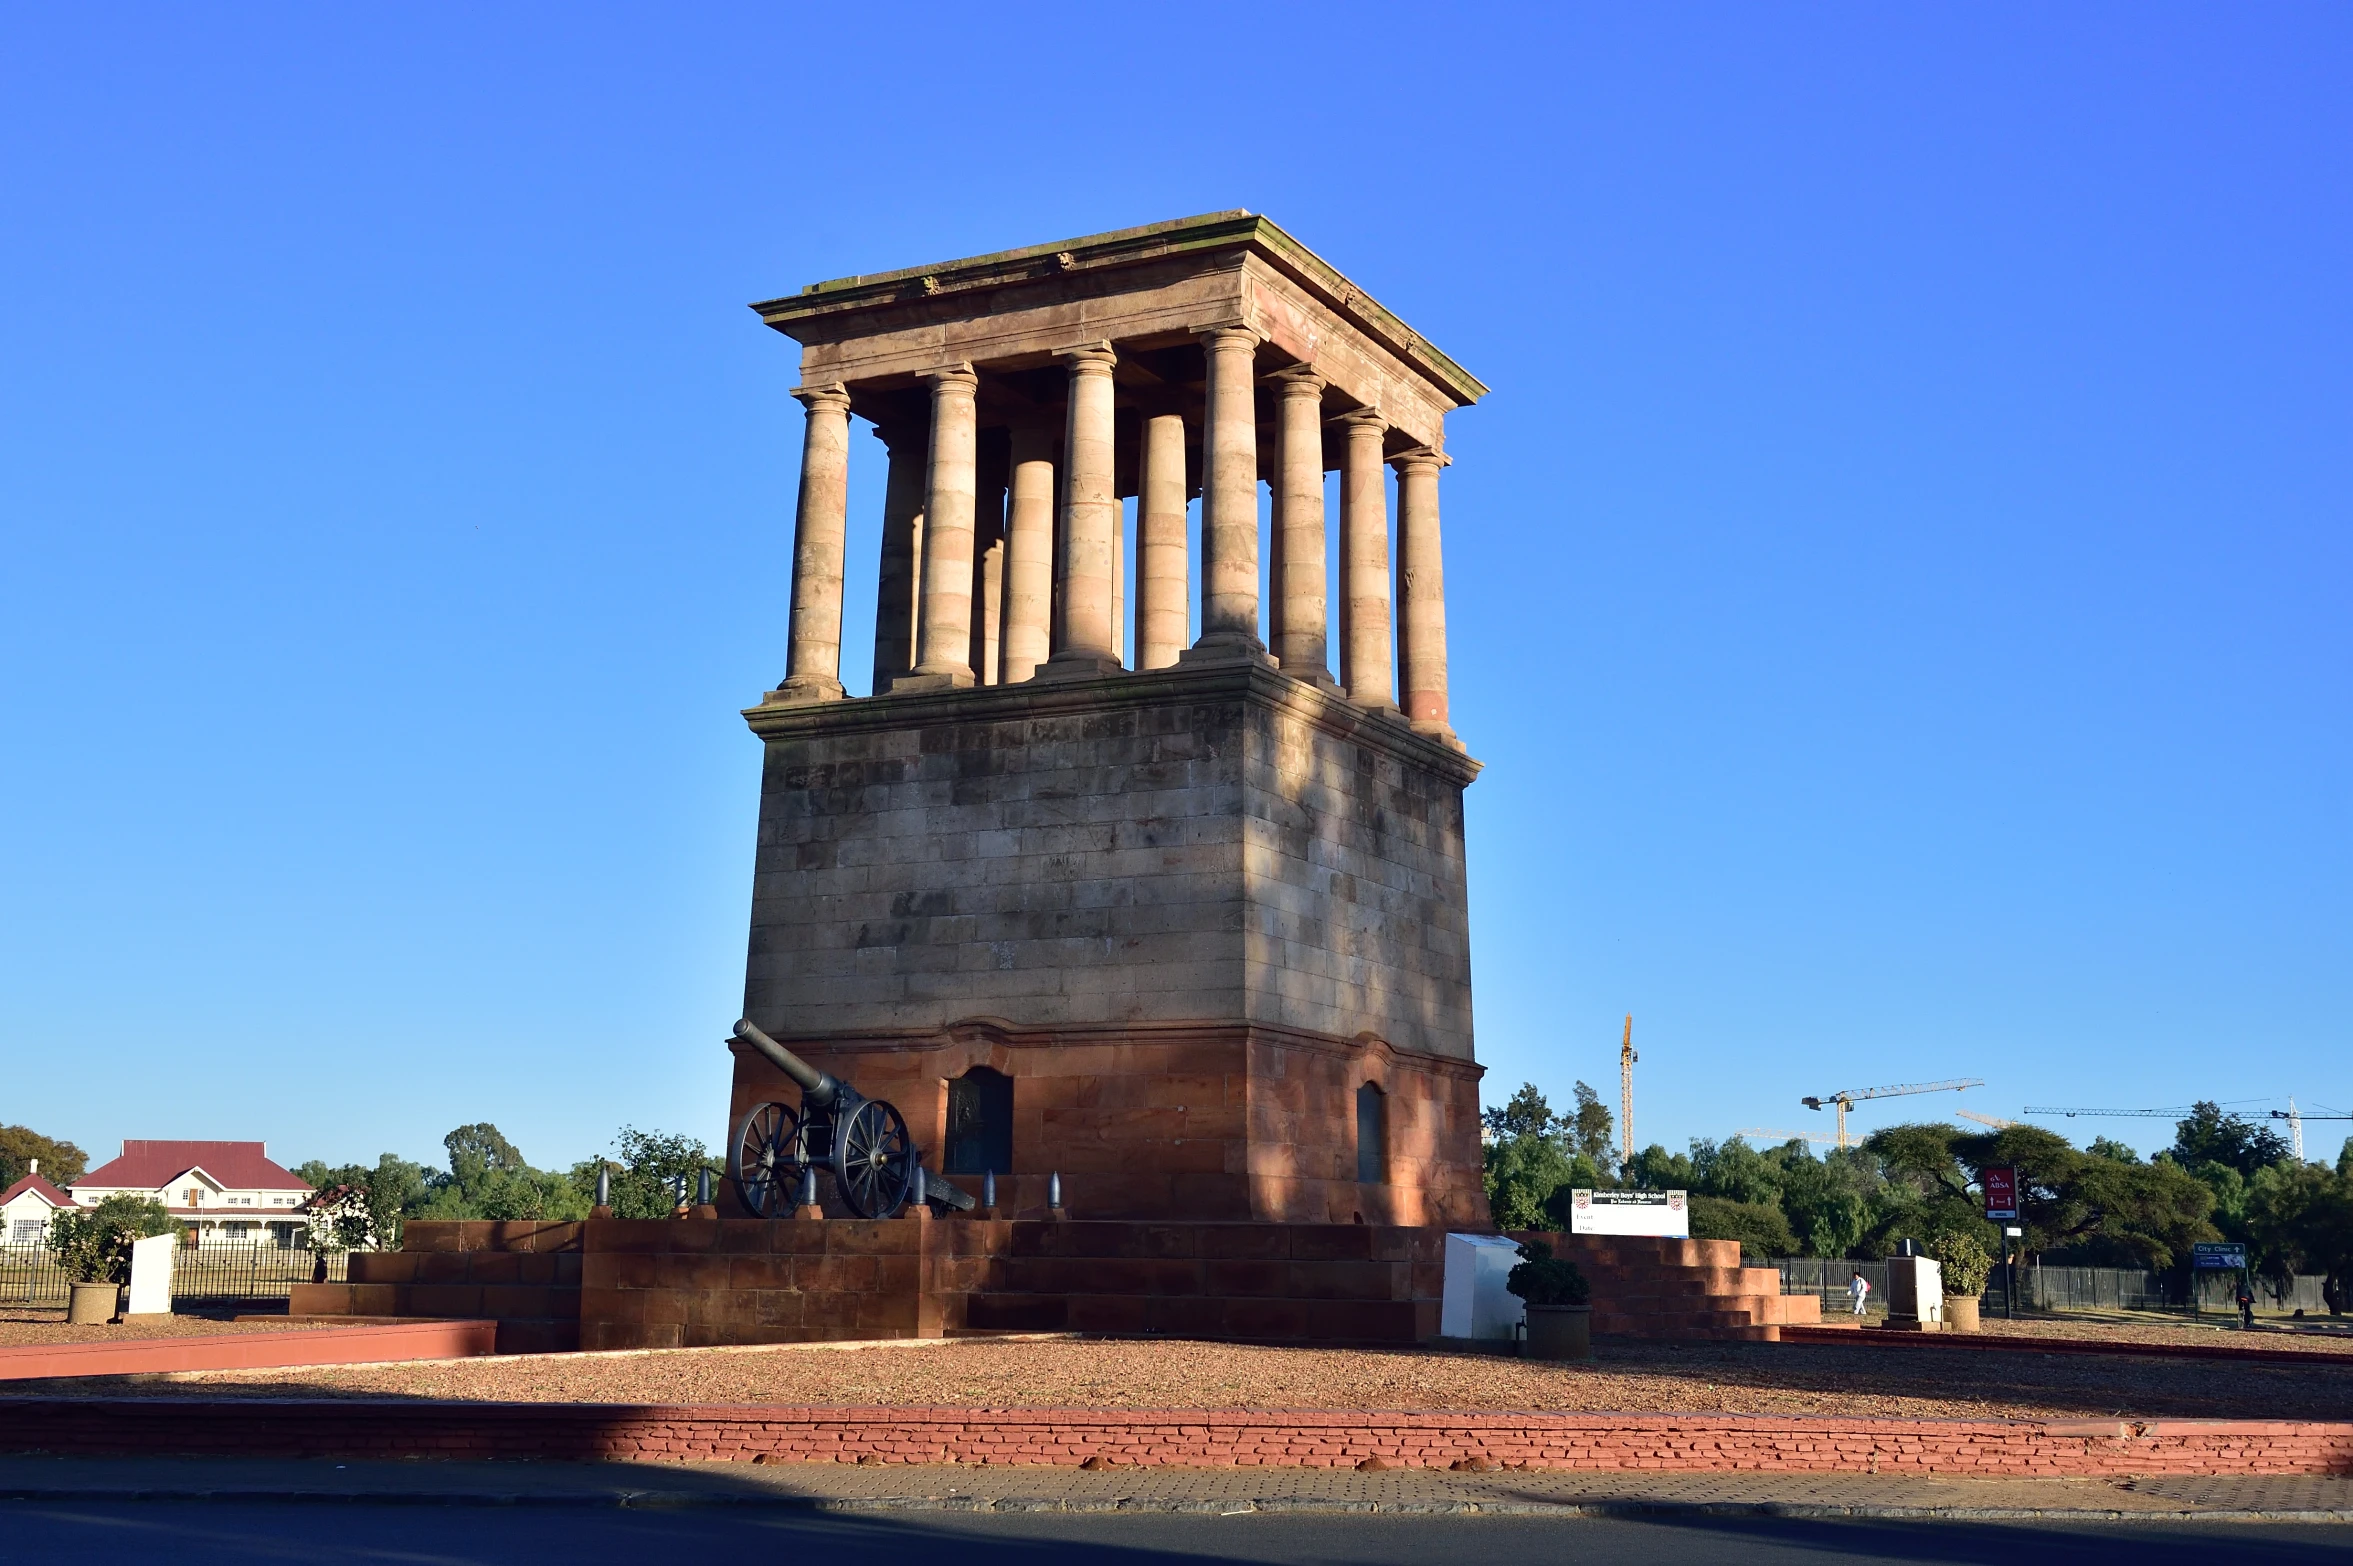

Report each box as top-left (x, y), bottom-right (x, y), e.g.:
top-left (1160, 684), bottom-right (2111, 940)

top-left (1567, 1189), bottom-right (1690, 1238)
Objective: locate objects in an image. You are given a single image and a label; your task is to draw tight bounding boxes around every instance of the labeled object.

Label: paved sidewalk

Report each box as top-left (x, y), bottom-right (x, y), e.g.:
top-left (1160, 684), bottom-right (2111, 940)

top-left (1, 1455), bottom-right (2346, 1521)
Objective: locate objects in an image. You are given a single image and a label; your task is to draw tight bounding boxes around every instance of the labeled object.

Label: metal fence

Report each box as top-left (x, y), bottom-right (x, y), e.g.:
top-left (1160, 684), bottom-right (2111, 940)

top-left (0, 1243), bottom-right (349, 1308)
top-left (1773, 1257), bottom-right (2340, 1315)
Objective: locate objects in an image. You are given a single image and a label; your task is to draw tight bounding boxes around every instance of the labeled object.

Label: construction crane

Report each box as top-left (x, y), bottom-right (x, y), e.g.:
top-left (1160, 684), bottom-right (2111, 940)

top-left (1956, 1110), bottom-right (2019, 1130)
top-left (1802, 1078), bottom-right (1985, 1147)
top-left (2273, 1102), bottom-right (2353, 1164)
top-left (2023, 1106), bottom-right (2194, 1119)
top-left (1619, 1015), bottom-right (1637, 1165)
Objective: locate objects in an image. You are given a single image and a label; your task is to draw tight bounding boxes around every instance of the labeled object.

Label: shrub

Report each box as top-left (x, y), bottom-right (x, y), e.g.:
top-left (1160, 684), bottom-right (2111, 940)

top-left (1688, 1194), bottom-right (1796, 1259)
top-left (1505, 1239), bottom-right (1591, 1307)
top-left (47, 1195), bottom-right (180, 1284)
top-left (1925, 1221), bottom-right (1995, 1298)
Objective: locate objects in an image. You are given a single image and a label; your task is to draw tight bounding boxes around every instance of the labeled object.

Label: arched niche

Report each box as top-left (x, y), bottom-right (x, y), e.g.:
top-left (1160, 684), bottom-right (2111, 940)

top-left (1356, 1081), bottom-right (1389, 1185)
top-left (944, 1065), bottom-right (1014, 1176)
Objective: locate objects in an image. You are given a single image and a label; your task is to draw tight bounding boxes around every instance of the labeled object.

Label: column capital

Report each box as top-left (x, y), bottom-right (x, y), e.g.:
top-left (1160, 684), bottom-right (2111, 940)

top-left (1195, 324), bottom-right (1265, 351)
top-left (1335, 408), bottom-right (1388, 437)
top-left (790, 381), bottom-right (852, 414)
top-left (1055, 340), bottom-right (1118, 372)
top-left (1272, 368), bottom-right (1328, 398)
top-left (922, 362), bottom-right (979, 392)
top-left (1388, 445), bottom-right (1450, 473)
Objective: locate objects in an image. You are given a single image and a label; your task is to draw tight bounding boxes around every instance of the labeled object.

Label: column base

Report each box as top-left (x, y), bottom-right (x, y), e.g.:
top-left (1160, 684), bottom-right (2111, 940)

top-left (891, 668), bottom-right (977, 693)
top-left (762, 676), bottom-right (846, 706)
top-left (1031, 650), bottom-right (1128, 682)
top-left (1178, 634), bottom-right (1277, 670)
top-left (1409, 716), bottom-right (1464, 750)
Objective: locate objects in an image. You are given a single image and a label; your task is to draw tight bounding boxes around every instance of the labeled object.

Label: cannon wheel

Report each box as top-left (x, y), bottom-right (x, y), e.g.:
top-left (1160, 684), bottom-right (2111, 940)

top-left (730, 1101), bottom-right (802, 1219)
top-left (835, 1098), bottom-right (914, 1218)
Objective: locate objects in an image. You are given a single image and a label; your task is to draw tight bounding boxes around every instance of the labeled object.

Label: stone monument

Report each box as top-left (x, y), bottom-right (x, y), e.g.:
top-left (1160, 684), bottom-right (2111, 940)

top-left (730, 212), bottom-right (1491, 1229)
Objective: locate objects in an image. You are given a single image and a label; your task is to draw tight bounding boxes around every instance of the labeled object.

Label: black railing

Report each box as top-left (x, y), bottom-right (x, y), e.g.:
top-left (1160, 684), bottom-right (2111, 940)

top-left (0, 1242), bottom-right (350, 1307)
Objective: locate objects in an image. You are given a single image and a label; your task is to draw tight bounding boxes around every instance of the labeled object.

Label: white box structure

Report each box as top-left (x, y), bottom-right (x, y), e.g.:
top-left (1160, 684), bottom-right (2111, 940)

top-left (1566, 1189), bottom-right (1690, 1238)
top-left (126, 1233), bottom-right (175, 1317)
top-left (1440, 1232), bottom-right (1526, 1340)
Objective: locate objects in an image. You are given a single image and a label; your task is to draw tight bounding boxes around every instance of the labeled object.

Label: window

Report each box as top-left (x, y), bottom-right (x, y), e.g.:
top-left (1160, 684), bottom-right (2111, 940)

top-left (943, 1067), bottom-right (1014, 1176)
top-left (9, 1219), bottom-right (44, 1243)
top-left (1356, 1082), bottom-right (1389, 1184)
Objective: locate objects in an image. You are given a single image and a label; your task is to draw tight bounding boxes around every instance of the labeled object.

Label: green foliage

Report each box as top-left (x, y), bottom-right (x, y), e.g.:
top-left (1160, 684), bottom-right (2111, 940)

top-left (1482, 1084), bottom-right (1560, 1143)
top-left (405, 1124), bottom-right (589, 1224)
top-left (2169, 1102), bottom-right (2292, 1178)
top-left (1688, 1194), bottom-right (1794, 1259)
top-left (1622, 1143), bottom-right (1695, 1192)
top-left (1690, 1137), bottom-right (1782, 1206)
top-left (2087, 1137), bottom-right (2141, 1164)
top-left (2244, 1160), bottom-right (2353, 1302)
top-left (1484, 1131), bottom-right (1578, 1231)
top-left (1505, 1239), bottom-right (1590, 1307)
top-left (0, 1125), bottom-right (89, 1188)
top-left (292, 1153), bottom-right (432, 1250)
top-left (1924, 1219), bottom-right (1995, 1298)
top-left (575, 1126), bottom-right (713, 1221)
top-left (47, 1194), bottom-right (178, 1283)
top-left (1568, 1081), bottom-right (1615, 1164)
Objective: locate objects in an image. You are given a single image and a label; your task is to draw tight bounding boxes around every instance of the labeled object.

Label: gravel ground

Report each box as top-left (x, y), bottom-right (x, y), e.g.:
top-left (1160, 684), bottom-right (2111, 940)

top-left (0, 1307), bottom-right (329, 1349)
top-left (1808, 1312), bottom-right (2353, 1355)
top-left (24, 1334), bottom-right (2352, 1422)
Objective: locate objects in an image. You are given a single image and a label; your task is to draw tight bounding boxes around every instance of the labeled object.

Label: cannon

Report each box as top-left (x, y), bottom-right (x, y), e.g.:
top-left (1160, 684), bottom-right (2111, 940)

top-left (728, 1019), bottom-right (973, 1219)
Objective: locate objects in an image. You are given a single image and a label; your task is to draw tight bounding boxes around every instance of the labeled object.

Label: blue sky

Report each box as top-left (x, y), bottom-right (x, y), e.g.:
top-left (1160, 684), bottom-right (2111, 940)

top-left (3, 6), bottom-right (2345, 1176)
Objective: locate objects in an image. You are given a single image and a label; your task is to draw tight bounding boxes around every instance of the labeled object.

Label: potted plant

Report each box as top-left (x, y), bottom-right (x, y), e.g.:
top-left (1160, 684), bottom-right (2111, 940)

top-left (47, 1195), bottom-right (182, 1325)
top-left (1507, 1239), bottom-right (1593, 1360)
top-left (1927, 1223), bottom-right (1994, 1333)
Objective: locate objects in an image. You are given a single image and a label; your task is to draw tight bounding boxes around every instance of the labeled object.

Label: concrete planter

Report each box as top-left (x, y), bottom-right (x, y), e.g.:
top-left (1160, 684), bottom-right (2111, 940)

top-left (66, 1282), bottom-right (118, 1325)
top-left (1943, 1295), bottom-right (1981, 1333)
top-left (1522, 1304), bottom-right (1591, 1360)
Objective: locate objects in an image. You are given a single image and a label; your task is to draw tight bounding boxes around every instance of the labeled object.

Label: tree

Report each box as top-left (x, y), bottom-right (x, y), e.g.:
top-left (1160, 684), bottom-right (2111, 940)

top-left (1622, 1144), bottom-right (1695, 1192)
top-left (1482, 1084), bottom-right (1560, 1144)
top-left (0, 1125), bottom-right (89, 1188)
top-left (412, 1125), bottom-right (588, 1223)
top-left (2245, 1161), bottom-right (2353, 1307)
top-left (571, 1126), bottom-right (713, 1221)
top-left (1568, 1082), bottom-right (1614, 1165)
top-left (1484, 1133), bottom-right (1577, 1231)
top-left (442, 1124), bottom-right (526, 1189)
top-left (1688, 1194), bottom-right (1794, 1259)
top-left (2087, 1137), bottom-right (2141, 1164)
top-left (48, 1194), bottom-right (178, 1284)
top-left (294, 1154), bottom-right (431, 1250)
top-left (2169, 1102), bottom-right (2292, 1178)
top-left (1690, 1136), bottom-right (1782, 1207)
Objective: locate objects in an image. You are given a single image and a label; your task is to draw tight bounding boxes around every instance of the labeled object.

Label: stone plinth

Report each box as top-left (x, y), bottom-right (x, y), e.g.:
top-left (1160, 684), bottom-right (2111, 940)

top-left (737, 655), bottom-right (1485, 1226)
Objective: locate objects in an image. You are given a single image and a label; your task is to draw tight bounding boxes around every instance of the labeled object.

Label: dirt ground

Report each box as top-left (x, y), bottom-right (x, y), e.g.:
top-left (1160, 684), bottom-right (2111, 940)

top-left (0, 1306), bottom-right (329, 1349)
top-left (1811, 1309), bottom-right (2353, 1355)
top-left (19, 1331), bottom-right (2352, 1423)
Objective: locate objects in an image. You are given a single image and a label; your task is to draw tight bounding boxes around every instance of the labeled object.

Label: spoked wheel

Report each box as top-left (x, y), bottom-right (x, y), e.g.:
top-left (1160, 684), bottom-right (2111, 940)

top-left (730, 1101), bottom-right (802, 1219)
top-left (835, 1098), bottom-right (914, 1218)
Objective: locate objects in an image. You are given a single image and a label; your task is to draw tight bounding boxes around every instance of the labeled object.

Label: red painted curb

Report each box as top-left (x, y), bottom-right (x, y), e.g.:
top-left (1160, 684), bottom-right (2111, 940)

top-left (1780, 1324), bottom-right (2353, 1368)
top-left (0, 1321), bottom-right (499, 1382)
top-left (5, 1399), bottom-right (2349, 1477)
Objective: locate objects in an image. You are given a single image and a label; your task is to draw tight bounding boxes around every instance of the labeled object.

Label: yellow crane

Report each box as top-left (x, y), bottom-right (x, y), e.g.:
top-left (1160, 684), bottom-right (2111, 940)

top-left (1738, 1127), bottom-right (1846, 1146)
top-left (1802, 1077), bottom-right (1985, 1146)
top-left (1619, 1015), bottom-right (1637, 1165)
top-left (1956, 1110), bottom-right (2019, 1130)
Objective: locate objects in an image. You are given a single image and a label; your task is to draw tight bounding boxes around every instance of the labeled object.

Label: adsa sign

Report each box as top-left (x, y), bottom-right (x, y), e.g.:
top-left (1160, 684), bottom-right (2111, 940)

top-left (1567, 1189), bottom-right (1689, 1238)
top-left (1981, 1166), bottom-right (2019, 1222)
top-left (2192, 1242), bottom-right (2248, 1271)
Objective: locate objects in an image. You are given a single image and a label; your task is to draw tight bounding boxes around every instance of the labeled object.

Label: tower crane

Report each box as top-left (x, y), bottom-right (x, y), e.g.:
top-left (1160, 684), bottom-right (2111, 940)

top-left (2023, 1106), bottom-right (2194, 1119)
top-left (2272, 1102), bottom-right (2353, 1164)
top-left (1619, 1016), bottom-right (1637, 1165)
top-left (1956, 1110), bottom-right (2019, 1130)
top-left (1738, 1127), bottom-right (1846, 1146)
top-left (1802, 1078), bottom-right (1985, 1147)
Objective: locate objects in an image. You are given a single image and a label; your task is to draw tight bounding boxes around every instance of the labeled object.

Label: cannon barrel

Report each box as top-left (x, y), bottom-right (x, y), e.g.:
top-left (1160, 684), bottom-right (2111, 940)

top-left (732, 1018), bottom-right (842, 1112)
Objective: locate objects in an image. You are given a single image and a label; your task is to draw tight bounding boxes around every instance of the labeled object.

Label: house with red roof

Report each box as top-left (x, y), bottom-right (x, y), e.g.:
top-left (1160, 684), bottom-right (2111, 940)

top-left (1, 1163), bottom-right (75, 1245)
top-left (71, 1141), bottom-right (314, 1248)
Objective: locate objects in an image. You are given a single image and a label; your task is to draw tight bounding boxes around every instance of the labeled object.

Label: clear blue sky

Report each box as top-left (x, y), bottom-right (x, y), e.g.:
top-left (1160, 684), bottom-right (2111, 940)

top-left (3, 7), bottom-right (2345, 1177)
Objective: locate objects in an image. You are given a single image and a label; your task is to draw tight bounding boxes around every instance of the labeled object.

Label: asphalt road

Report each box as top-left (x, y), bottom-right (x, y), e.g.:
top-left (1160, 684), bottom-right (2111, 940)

top-left (1, 1503), bottom-right (2345, 1565)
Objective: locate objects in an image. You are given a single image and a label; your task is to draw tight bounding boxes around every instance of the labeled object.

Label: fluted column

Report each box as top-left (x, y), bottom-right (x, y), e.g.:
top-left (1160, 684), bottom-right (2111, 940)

top-left (999, 428), bottom-right (1055, 682)
top-left (1135, 412), bottom-right (1189, 669)
top-left (1393, 448), bottom-right (1455, 742)
top-left (1044, 343), bottom-right (1123, 675)
top-left (1338, 411), bottom-right (1395, 709)
top-left (869, 421), bottom-right (928, 693)
top-left (1272, 371), bottom-right (1332, 684)
top-left (903, 364), bottom-right (979, 689)
top-left (1193, 326), bottom-right (1264, 651)
top-left (772, 382), bottom-right (852, 703)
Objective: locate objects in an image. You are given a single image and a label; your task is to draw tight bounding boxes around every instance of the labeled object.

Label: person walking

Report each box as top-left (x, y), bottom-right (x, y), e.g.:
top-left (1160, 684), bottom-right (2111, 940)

top-left (2236, 1277), bottom-right (2257, 1330)
top-left (1848, 1270), bottom-right (1871, 1319)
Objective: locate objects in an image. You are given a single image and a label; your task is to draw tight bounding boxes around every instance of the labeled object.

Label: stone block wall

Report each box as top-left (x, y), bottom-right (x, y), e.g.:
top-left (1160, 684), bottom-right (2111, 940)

top-left (732, 658), bottom-right (1488, 1225)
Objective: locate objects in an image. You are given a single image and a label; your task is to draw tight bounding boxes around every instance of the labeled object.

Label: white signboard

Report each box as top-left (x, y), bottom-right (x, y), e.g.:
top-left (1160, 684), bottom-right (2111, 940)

top-left (1566, 1189), bottom-right (1689, 1238)
top-left (126, 1233), bottom-right (176, 1317)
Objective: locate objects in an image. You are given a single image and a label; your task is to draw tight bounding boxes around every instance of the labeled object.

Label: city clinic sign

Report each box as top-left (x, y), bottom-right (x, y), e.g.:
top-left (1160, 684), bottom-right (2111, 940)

top-left (1567, 1189), bottom-right (1689, 1238)
top-left (1981, 1166), bottom-right (2019, 1222)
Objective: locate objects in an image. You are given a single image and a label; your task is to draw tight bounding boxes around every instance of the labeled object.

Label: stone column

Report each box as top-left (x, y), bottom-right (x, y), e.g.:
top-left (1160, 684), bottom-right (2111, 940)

top-left (1338, 411), bottom-right (1395, 709)
top-left (1192, 326), bottom-right (1264, 652)
top-left (869, 421), bottom-right (927, 693)
top-left (999, 427), bottom-right (1055, 682)
top-left (1135, 412), bottom-right (1189, 670)
top-left (1044, 343), bottom-right (1123, 676)
top-left (903, 364), bottom-right (979, 689)
top-left (1393, 447), bottom-right (1456, 742)
top-left (772, 382), bottom-right (852, 703)
top-left (1272, 371), bottom-right (1332, 685)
